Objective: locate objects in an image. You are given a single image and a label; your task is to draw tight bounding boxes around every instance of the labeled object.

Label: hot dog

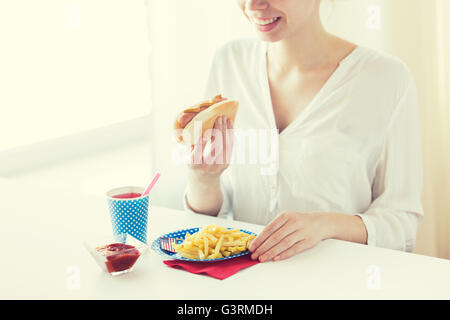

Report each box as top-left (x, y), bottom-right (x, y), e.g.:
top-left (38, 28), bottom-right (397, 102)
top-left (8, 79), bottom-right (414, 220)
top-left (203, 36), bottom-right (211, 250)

top-left (173, 94), bottom-right (239, 145)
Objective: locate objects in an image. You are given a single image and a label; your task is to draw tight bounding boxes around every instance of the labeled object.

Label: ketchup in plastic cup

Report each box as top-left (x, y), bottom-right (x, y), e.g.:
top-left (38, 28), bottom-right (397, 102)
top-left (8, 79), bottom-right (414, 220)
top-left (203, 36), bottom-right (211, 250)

top-left (96, 243), bottom-right (141, 273)
top-left (84, 233), bottom-right (147, 276)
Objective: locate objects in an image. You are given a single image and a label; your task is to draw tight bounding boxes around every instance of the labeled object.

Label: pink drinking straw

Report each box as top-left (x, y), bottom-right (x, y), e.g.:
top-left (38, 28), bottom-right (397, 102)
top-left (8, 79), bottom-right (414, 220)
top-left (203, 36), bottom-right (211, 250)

top-left (143, 172), bottom-right (161, 196)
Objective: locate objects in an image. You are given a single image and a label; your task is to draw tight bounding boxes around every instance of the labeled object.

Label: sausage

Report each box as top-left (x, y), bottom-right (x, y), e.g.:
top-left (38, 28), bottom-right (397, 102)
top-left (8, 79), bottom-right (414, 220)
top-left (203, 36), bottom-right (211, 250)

top-left (175, 95), bottom-right (227, 128)
top-left (176, 106), bottom-right (210, 128)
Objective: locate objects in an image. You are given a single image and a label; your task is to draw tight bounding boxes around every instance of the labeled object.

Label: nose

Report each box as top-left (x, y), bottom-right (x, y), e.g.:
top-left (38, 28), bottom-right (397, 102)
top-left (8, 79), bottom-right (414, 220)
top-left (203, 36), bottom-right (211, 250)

top-left (246, 0), bottom-right (269, 11)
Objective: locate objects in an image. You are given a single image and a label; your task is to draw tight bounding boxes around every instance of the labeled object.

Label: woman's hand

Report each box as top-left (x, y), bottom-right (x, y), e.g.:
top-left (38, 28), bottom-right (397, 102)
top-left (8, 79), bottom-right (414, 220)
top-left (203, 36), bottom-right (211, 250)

top-left (249, 211), bottom-right (368, 262)
top-left (248, 211), bottom-right (332, 262)
top-left (188, 115), bottom-right (234, 181)
top-left (185, 115), bottom-right (234, 216)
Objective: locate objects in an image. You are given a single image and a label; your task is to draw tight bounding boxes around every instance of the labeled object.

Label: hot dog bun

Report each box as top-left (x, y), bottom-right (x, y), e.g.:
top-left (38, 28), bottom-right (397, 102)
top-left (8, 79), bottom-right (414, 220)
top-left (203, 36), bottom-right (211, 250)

top-left (174, 95), bottom-right (239, 145)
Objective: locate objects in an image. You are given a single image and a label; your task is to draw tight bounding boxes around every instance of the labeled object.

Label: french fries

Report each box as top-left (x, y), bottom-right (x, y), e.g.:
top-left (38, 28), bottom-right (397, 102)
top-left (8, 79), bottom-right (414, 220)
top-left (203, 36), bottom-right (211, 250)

top-left (173, 224), bottom-right (256, 260)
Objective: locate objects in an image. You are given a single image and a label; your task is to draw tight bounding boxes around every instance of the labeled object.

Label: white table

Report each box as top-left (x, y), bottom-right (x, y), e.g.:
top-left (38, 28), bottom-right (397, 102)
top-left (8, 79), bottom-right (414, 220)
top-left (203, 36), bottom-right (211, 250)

top-left (1, 178), bottom-right (449, 300)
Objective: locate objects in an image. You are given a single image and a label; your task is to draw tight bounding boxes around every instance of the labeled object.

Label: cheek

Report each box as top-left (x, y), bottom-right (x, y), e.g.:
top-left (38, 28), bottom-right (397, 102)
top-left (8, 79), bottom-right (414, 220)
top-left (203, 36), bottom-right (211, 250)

top-left (283, 1), bottom-right (318, 27)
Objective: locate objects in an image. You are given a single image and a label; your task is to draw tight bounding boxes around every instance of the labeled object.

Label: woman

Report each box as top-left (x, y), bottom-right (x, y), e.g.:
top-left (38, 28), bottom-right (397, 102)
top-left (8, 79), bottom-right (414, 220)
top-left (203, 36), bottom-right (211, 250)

top-left (183, 0), bottom-right (423, 262)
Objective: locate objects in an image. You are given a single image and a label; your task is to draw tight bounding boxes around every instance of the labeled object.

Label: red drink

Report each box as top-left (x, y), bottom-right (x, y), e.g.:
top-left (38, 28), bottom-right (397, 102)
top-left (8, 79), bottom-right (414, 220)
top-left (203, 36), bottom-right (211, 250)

top-left (111, 192), bottom-right (142, 199)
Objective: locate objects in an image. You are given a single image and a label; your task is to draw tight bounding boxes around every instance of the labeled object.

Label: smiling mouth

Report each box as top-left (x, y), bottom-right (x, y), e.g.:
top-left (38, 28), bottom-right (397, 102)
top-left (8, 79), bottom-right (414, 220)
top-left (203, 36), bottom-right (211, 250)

top-left (252, 16), bottom-right (282, 26)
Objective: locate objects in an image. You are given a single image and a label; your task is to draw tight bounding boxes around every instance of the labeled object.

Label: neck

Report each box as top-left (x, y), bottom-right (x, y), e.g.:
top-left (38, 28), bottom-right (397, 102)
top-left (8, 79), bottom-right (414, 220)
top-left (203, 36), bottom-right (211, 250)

top-left (267, 20), bottom-right (337, 74)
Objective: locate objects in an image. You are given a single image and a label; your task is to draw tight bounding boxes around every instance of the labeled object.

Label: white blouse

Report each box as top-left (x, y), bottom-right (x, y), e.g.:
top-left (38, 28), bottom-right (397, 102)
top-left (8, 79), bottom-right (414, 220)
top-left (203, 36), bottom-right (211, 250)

top-left (183, 38), bottom-right (424, 252)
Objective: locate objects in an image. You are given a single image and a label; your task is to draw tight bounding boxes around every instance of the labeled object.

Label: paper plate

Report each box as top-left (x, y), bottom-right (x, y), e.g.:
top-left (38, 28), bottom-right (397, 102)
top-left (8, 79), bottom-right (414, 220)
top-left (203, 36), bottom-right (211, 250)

top-left (151, 227), bottom-right (257, 262)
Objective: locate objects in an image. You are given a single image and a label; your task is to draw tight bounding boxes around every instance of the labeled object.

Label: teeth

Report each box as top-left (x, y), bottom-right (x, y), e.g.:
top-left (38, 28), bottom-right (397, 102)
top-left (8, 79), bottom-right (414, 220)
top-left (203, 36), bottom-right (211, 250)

top-left (254, 17), bottom-right (279, 25)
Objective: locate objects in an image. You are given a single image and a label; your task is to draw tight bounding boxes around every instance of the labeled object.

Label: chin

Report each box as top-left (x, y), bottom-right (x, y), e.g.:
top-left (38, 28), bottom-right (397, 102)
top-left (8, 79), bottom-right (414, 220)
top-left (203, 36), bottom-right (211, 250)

top-left (254, 28), bottom-right (286, 43)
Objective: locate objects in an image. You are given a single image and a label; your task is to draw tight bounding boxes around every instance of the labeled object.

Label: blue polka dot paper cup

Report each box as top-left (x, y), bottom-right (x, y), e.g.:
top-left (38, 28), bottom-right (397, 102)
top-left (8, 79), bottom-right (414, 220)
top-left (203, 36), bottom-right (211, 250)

top-left (106, 186), bottom-right (149, 244)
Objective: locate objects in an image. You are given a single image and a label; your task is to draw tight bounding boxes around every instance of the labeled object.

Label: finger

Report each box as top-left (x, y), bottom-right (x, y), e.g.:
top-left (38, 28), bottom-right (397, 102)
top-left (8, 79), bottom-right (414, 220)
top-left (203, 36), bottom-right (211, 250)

top-left (249, 212), bottom-right (290, 252)
top-left (272, 239), bottom-right (315, 261)
top-left (224, 118), bottom-right (234, 165)
top-left (211, 116), bottom-right (222, 143)
top-left (203, 128), bottom-right (213, 145)
top-left (203, 140), bottom-right (216, 165)
top-left (211, 119), bottom-right (224, 163)
top-left (211, 117), bottom-right (223, 141)
top-left (212, 124), bottom-right (225, 165)
top-left (227, 117), bottom-right (234, 129)
top-left (251, 223), bottom-right (297, 260)
top-left (258, 230), bottom-right (305, 262)
top-left (211, 143), bottom-right (224, 165)
top-left (204, 128), bottom-right (222, 165)
top-left (190, 134), bottom-right (202, 153)
top-left (219, 116), bottom-right (228, 165)
top-left (213, 115), bottom-right (222, 129)
top-left (190, 135), bottom-right (206, 165)
top-left (190, 135), bottom-right (201, 158)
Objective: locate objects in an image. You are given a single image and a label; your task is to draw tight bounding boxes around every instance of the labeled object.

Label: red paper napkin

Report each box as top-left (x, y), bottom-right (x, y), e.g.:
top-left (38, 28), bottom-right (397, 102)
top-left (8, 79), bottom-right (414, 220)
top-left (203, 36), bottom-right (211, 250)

top-left (163, 254), bottom-right (260, 280)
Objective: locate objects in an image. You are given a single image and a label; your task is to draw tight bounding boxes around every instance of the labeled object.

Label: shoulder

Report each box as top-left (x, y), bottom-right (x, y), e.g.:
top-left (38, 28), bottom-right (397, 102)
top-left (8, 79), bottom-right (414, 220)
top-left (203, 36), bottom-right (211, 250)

top-left (355, 47), bottom-right (419, 131)
top-left (357, 46), bottom-right (416, 97)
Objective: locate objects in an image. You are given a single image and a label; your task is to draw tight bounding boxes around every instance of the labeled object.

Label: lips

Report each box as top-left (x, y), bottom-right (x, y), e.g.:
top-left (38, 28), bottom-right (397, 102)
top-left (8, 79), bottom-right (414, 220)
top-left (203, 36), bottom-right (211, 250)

top-left (252, 16), bottom-right (282, 32)
top-left (252, 16), bottom-right (281, 25)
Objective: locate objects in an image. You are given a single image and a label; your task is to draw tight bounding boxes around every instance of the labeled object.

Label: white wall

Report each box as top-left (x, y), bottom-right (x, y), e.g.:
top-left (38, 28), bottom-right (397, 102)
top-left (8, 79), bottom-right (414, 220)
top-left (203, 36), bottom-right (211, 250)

top-left (0, 0), bottom-right (151, 152)
top-left (321, 0), bottom-right (392, 51)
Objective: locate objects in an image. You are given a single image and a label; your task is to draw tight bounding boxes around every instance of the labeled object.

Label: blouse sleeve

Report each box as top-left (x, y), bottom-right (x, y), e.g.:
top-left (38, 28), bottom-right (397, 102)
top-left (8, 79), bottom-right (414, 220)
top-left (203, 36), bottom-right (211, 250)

top-left (182, 47), bottom-right (234, 220)
top-left (357, 75), bottom-right (424, 252)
